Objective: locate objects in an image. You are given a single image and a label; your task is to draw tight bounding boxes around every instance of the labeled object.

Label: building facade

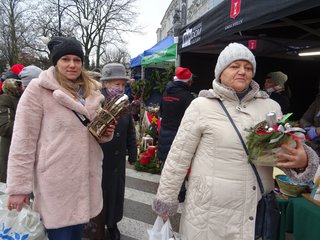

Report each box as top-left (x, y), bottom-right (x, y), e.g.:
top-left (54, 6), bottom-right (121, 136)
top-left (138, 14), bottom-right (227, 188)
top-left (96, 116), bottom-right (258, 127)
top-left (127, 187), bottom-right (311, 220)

top-left (157, 0), bottom-right (224, 41)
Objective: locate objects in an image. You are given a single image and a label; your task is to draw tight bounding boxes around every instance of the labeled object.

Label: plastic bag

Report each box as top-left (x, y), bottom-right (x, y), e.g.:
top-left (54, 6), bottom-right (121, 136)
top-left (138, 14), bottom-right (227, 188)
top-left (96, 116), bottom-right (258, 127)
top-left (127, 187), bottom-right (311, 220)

top-left (147, 216), bottom-right (174, 240)
top-left (0, 194), bottom-right (48, 240)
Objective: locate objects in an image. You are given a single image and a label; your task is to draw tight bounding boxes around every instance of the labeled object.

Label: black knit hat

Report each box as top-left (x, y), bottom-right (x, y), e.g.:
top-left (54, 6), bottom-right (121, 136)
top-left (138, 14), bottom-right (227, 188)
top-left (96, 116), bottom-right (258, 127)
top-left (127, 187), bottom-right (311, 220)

top-left (47, 36), bottom-right (84, 66)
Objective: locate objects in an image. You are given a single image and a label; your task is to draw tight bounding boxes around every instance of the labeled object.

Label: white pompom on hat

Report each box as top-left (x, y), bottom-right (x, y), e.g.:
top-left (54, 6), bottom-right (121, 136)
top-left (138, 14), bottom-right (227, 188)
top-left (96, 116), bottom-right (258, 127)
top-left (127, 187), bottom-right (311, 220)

top-left (214, 42), bottom-right (256, 80)
top-left (174, 67), bottom-right (192, 81)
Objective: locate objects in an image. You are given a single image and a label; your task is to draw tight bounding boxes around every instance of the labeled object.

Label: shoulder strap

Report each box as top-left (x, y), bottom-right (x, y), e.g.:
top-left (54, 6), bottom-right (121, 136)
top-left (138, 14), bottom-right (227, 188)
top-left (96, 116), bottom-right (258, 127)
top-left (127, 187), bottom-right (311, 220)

top-left (217, 99), bottom-right (265, 194)
top-left (72, 110), bottom-right (90, 126)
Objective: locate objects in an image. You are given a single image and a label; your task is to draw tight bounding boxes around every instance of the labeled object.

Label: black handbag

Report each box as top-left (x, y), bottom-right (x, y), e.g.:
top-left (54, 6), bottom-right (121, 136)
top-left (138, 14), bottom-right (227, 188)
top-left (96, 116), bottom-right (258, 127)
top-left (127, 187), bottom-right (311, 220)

top-left (218, 99), bottom-right (280, 240)
top-left (254, 190), bottom-right (280, 240)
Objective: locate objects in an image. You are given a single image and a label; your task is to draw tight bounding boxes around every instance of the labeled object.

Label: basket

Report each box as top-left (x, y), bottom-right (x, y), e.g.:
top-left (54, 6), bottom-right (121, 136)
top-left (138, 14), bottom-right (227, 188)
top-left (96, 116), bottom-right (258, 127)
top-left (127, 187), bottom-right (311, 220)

top-left (275, 175), bottom-right (307, 197)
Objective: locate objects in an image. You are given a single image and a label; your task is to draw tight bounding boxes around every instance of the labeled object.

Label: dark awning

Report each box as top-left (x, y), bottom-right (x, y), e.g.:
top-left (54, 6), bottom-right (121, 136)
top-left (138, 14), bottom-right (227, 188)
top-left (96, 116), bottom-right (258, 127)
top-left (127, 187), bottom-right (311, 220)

top-left (178, 0), bottom-right (320, 60)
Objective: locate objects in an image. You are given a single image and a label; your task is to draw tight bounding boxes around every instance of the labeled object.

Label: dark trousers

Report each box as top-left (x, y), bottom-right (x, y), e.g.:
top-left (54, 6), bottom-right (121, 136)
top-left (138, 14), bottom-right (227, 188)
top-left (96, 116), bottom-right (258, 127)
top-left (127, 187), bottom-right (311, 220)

top-left (47, 224), bottom-right (83, 240)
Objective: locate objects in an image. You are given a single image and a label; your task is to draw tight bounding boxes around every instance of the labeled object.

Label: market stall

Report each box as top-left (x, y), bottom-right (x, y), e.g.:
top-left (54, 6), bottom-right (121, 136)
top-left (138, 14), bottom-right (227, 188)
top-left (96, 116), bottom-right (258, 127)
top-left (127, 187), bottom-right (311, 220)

top-left (177, 0), bottom-right (320, 119)
top-left (141, 43), bottom-right (177, 68)
top-left (276, 196), bottom-right (320, 240)
top-left (130, 35), bottom-right (174, 69)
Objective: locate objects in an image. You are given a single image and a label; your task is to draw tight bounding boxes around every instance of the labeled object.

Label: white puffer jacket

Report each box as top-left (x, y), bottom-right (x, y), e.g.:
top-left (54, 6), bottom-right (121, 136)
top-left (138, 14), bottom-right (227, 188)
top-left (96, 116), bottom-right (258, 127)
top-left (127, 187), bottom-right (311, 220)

top-left (153, 80), bottom-right (319, 240)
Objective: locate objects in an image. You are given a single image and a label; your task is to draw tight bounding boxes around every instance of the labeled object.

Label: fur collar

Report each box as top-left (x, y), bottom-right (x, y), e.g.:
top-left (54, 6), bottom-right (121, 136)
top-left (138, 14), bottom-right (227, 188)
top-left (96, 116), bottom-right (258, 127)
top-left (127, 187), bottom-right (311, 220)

top-left (37, 66), bottom-right (103, 119)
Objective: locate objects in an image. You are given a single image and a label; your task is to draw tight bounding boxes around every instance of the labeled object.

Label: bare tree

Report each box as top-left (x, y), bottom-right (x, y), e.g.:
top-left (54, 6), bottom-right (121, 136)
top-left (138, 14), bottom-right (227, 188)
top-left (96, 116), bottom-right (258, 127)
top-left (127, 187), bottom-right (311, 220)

top-left (0, 0), bottom-right (140, 70)
top-left (15, 0), bottom-right (76, 68)
top-left (65, 0), bottom-right (139, 69)
top-left (0, 0), bottom-right (24, 66)
top-left (101, 46), bottom-right (131, 66)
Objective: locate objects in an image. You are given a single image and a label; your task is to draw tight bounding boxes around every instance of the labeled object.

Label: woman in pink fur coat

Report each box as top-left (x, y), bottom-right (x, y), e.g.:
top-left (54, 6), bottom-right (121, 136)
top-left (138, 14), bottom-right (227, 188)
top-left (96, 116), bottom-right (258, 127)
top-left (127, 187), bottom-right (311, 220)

top-left (5, 36), bottom-right (115, 240)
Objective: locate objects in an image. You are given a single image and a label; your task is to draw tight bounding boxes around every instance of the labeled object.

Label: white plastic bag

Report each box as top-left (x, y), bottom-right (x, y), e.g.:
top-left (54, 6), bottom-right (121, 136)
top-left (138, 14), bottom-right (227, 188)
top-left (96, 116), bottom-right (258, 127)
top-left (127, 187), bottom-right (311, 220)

top-left (0, 182), bottom-right (6, 195)
top-left (0, 194), bottom-right (48, 240)
top-left (147, 216), bottom-right (174, 240)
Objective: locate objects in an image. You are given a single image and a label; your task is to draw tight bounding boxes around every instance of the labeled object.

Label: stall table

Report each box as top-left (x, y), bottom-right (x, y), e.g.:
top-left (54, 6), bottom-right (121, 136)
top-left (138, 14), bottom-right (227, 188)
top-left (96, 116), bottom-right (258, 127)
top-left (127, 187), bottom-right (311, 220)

top-left (276, 196), bottom-right (320, 240)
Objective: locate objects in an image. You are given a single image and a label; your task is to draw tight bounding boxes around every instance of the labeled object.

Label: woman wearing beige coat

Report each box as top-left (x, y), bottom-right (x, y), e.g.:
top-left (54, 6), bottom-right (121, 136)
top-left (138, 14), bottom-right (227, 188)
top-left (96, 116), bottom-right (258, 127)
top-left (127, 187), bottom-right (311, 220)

top-left (152, 43), bottom-right (319, 240)
top-left (6, 36), bottom-right (115, 240)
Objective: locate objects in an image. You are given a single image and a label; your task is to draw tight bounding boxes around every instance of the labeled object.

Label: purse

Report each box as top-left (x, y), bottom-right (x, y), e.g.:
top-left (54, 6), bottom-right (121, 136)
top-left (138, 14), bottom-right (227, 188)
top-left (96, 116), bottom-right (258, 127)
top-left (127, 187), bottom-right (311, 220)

top-left (218, 99), bottom-right (280, 240)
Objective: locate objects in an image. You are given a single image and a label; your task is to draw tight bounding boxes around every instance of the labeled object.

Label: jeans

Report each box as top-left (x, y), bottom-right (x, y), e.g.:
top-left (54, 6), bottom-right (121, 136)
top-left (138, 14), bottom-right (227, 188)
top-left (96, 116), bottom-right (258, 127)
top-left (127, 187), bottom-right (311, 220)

top-left (47, 224), bottom-right (83, 240)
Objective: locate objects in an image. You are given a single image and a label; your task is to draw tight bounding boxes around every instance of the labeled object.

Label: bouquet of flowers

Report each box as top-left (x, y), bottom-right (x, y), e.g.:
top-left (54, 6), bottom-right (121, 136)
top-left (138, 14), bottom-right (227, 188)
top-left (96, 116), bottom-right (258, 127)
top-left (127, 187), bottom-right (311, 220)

top-left (246, 112), bottom-right (306, 166)
top-left (88, 94), bottom-right (130, 140)
top-left (145, 104), bottom-right (160, 116)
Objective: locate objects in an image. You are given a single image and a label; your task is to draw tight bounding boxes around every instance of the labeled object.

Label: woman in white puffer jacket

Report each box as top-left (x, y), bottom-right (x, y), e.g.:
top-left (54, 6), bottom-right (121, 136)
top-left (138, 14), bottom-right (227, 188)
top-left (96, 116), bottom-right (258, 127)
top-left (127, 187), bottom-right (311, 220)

top-left (152, 43), bottom-right (319, 240)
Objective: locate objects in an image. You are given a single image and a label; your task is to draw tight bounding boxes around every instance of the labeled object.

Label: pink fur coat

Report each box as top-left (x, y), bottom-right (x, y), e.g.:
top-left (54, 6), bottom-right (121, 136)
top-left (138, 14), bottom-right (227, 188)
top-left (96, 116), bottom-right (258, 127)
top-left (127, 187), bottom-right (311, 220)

top-left (6, 66), bottom-right (111, 228)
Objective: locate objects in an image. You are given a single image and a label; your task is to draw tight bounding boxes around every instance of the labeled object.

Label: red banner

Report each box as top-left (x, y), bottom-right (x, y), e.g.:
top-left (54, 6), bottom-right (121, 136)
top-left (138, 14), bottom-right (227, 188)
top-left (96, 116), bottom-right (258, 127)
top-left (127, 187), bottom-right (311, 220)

top-left (230, 0), bottom-right (241, 19)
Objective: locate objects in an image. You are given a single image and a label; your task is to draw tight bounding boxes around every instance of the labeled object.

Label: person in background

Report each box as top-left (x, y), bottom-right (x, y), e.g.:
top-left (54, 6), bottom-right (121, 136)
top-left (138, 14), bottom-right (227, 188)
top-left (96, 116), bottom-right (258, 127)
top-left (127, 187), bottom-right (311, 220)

top-left (157, 66), bottom-right (194, 202)
top-left (18, 65), bottom-right (42, 88)
top-left (264, 71), bottom-right (291, 113)
top-left (300, 94), bottom-right (320, 157)
top-left (0, 66), bottom-right (42, 182)
top-left (10, 64), bottom-right (25, 76)
top-left (152, 43), bottom-right (319, 240)
top-left (0, 79), bottom-right (24, 183)
top-left (157, 67), bottom-right (194, 164)
top-left (125, 78), bottom-right (135, 102)
top-left (87, 63), bottom-right (137, 240)
top-left (1, 64), bottom-right (24, 82)
top-left (87, 69), bottom-right (102, 82)
top-left (5, 36), bottom-right (115, 240)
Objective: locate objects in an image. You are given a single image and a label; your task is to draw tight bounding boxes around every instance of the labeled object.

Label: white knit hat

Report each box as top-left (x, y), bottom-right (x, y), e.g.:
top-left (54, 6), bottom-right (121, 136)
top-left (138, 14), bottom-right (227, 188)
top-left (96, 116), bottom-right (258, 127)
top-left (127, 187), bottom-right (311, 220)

top-left (18, 65), bottom-right (42, 87)
top-left (214, 42), bottom-right (256, 80)
top-left (266, 71), bottom-right (288, 87)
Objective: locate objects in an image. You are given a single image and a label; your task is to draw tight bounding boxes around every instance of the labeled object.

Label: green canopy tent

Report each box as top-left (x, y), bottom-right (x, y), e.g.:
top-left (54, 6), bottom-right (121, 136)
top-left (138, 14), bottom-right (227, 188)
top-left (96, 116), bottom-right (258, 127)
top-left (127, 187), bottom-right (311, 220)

top-left (141, 43), bottom-right (177, 67)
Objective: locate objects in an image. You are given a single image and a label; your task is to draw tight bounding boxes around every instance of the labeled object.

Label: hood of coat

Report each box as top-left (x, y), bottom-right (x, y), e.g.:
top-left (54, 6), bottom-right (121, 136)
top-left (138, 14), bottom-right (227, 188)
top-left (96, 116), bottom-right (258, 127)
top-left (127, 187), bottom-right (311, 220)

top-left (166, 81), bottom-right (190, 94)
top-left (199, 79), bottom-right (269, 103)
top-left (37, 66), bottom-right (103, 119)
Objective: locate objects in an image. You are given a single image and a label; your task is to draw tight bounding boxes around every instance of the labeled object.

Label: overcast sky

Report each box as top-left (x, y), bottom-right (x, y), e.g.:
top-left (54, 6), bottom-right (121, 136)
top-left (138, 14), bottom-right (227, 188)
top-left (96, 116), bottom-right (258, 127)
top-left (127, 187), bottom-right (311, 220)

top-left (126, 0), bottom-right (172, 58)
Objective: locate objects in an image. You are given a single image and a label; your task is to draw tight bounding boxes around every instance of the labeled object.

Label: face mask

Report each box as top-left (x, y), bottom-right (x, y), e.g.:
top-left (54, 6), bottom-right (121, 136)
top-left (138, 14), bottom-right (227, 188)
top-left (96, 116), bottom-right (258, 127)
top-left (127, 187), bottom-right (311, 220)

top-left (104, 85), bottom-right (125, 99)
top-left (265, 87), bottom-right (275, 94)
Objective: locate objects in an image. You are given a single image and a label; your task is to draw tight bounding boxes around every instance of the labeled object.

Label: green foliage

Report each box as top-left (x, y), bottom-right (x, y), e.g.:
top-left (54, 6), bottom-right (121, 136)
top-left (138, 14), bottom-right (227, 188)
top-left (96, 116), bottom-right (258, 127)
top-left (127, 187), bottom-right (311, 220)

top-left (246, 130), bottom-right (291, 162)
top-left (145, 123), bottom-right (158, 140)
top-left (246, 120), bottom-right (298, 162)
top-left (131, 79), bottom-right (152, 101)
top-left (152, 64), bottom-right (175, 94)
top-left (134, 156), bottom-right (161, 174)
top-left (131, 65), bottom-right (175, 102)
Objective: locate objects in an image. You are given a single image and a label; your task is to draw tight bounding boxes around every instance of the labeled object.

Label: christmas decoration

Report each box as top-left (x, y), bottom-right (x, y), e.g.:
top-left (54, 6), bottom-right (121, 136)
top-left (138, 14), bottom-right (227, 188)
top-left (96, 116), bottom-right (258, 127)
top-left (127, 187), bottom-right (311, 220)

top-left (246, 112), bottom-right (306, 166)
top-left (88, 94), bottom-right (130, 139)
top-left (134, 104), bottom-right (161, 174)
top-left (134, 157), bottom-right (161, 174)
top-left (135, 144), bottom-right (161, 174)
top-left (140, 152), bottom-right (152, 165)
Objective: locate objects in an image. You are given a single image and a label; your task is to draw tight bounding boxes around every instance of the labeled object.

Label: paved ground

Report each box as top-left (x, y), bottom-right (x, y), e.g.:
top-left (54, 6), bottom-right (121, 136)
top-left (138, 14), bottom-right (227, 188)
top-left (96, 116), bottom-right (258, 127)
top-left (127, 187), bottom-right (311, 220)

top-left (83, 162), bottom-right (295, 240)
top-left (83, 162), bottom-right (181, 240)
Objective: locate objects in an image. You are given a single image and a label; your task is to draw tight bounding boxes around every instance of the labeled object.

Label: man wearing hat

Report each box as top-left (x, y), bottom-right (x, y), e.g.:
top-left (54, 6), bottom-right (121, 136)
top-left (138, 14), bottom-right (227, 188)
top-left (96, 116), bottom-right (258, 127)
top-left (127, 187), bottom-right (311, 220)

top-left (88, 63), bottom-right (137, 240)
top-left (157, 66), bottom-right (194, 202)
top-left (264, 71), bottom-right (291, 113)
top-left (0, 79), bottom-right (24, 183)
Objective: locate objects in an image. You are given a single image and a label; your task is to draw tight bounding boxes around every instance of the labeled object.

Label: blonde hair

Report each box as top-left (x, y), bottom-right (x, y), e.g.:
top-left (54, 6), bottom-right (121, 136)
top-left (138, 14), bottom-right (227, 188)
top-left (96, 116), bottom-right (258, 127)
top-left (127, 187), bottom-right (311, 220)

top-left (54, 66), bottom-right (100, 98)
